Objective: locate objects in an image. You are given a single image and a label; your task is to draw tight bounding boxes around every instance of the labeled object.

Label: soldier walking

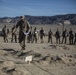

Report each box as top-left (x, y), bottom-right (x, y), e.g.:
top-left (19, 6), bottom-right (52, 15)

top-left (16, 16), bottom-right (30, 50)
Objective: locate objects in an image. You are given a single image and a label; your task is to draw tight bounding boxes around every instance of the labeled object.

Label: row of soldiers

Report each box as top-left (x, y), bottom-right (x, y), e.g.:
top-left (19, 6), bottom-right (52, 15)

top-left (2, 25), bottom-right (76, 45)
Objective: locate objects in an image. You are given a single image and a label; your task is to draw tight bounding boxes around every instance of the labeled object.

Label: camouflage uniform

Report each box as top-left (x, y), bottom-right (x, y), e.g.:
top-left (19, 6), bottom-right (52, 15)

top-left (11, 25), bottom-right (17, 43)
top-left (48, 29), bottom-right (53, 44)
top-left (16, 17), bottom-right (30, 50)
top-left (27, 26), bottom-right (33, 43)
top-left (40, 27), bottom-right (45, 43)
top-left (62, 29), bottom-right (68, 44)
top-left (69, 29), bottom-right (74, 44)
top-left (2, 25), bottom-right (9, 42)
top-left (55, 29), bottom-right (61, 44)
top-left (32, 27), bottom-right (37, 43)
top-left (74, 32), bottom-right (76, 44)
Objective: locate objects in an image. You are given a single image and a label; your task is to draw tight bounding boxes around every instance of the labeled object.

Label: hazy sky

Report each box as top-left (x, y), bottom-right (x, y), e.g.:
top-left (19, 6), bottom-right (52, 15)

top-left (0, 0), bottom-right (76, 17)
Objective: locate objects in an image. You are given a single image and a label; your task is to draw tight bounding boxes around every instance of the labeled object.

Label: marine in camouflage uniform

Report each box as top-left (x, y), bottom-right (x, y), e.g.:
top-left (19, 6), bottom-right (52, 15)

top-left (11, 25), bottom-right (17, 43)
top-left (55, 28), bottom-right (61, 44)
top-left (32, 27), bottom-right (37, 43)
top-left (48, 28), bottom-right (53, 44)
top-left (2, 25), bottom-right (9, 42)
top-left (74, 32), bottom-right (76, 44)
top-left (62, 29), bottom-right (68, 44)
top-left (27, 26), bottom-right (33, 43)
top-left (16, 16), bottom-right (30, 50)
top-left (69, 28), bottom-right (74, 45)
top-left (40, 27), bottom-right (45, 43)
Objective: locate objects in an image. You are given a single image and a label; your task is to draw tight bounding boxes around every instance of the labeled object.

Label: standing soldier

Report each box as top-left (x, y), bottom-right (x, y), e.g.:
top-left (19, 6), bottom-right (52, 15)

top-left (40, 27), bottom-right (45, 43)
top-left (2, 25), bottom-right (9, 42)
top-left (69, 28), bottom-right (74, 45)
top-left (62, 29), bottom-right (68, 44)
top-left (48, 28), bottom-right (53, 44)
top-left (27, 26), bottom-right (33, 43)
top-left (11, 25), bottom-right (17, 43)
top-left (74, 32), bottom-right (76, 44)
top-left (16, 16), bottom-right (30, 50)
top-left (55, 28), bottom-right (61, 44)
top-left (32, 27), bottom-right (37, 43)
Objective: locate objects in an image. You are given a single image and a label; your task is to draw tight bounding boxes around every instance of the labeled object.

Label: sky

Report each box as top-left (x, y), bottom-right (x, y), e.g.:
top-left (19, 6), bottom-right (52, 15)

top-left (0, 0), bottom-right (76, 17)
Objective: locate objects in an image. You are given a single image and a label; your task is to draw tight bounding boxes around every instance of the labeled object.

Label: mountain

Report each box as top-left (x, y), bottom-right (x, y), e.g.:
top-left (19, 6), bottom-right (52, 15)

top-left (0, 14), bottom-right (76, 25)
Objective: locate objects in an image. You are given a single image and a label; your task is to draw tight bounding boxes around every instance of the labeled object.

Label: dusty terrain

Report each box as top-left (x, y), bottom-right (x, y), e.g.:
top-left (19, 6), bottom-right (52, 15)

top-left (0, 24), bottom-right (76, 75)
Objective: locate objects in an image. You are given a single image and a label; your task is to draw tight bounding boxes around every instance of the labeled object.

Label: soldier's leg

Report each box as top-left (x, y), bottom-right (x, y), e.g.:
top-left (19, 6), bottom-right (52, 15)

top-left (15, 34), bottom-right (17, 43)
top-left (69, 37), bottom-right (71, 44)
top-left (5, 36), bottom-right (7, 42)
top-left (74, 38), bottom-right (75, 44)
top-left (72, 38), bottom-right (73, 44)
top-left (74, 38), bottom-right (76, 44)
top-left (34, 35), bottom-right (36, 43)
top-left (30, 36), bottom-right (33, 43)
top-left (41, 36), bottom-right (44, 43)
top-left (3, 36), bottom-right (5, 42)
top-left (56, 38), bottom-right (58, 44)
top-left (36, 36), bottom-right (37, 43)
top-left (40, 35), bottom-right (43, 43)
top-left (5, 35), bottom-right (7, 42)
top-left (62, 37), bottom-right (64, 44)
top-left (33, 36), bottom-right (35, 43)
top-left (27, 35), bottom-right (29, 43)
top-left (40, 35), bottom-right (42, 43)
top-left (11, 33), bottom-right (14, 42)
top-left (65, 37), bottom-right (66, 44)
top-left (29, 35), bottom-right (31, 43)
top-left (70, 38), bottom-right (72, 44)
top-left (43, 35), bottom-right (44, 43)
top-left (6, 35), bottom-right (8, 42)
top-left (75, 38), bottom-right (76, 44)
top-left (19, 32), bottom-right (25, 50)
top-left (23, 36), bottom-right (25, 49)
top-left (48, 36), bottom-right (50, 43)
top-left (32, 36), bottom-right (34, 43)
top-left (22, 33), bottom-right (26, 49)
top-left (31, 36), bottom-right (33, 43)
top-left (19, 35), bottom-right (22, 47)
top-left (29, 36), bottom-right (31, 43)
top-left (58, 38), bottom-right (59, 44)
top-left (59, 38), bottom-right (60, 44)
top-left (51, 37), bottom-right (52, 44)
top-left (58, 38), bottom-right (60, 44)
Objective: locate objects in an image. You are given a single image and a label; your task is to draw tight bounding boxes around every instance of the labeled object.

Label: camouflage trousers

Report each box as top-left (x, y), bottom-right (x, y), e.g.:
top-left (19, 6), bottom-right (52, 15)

top-left (3, 35), bottom-right (8, 42)
top-left (19, 31), bottom-right (25, 49)
top-left (48, 36), bottom-right (52, 44)
top-left (11, 33), bottom-right (17, 43)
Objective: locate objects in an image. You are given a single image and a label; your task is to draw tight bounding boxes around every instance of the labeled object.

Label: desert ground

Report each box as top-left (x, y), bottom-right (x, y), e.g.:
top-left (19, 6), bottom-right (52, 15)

top-left (0, 23), bottom-right (76, 75)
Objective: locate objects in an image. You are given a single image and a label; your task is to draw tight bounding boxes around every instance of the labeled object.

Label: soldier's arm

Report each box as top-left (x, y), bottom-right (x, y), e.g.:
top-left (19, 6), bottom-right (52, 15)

top-left (27, 21), bottom-right (30, 28)
top-left (16, 21), bottom-right (20, 29)
top-left (26, 21), bottom-right (30, 32)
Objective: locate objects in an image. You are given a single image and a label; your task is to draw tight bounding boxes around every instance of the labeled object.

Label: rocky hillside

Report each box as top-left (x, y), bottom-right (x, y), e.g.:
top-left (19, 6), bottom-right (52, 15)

top-left (0, 14), bottom-right (76, 25)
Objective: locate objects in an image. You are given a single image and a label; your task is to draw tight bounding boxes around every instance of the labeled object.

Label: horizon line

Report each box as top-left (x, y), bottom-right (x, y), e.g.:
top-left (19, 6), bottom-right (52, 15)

top-left (0, 13), bottom-right (76, 18)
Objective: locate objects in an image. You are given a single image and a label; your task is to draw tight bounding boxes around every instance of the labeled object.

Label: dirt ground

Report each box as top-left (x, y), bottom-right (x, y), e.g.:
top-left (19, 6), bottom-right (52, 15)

top-left (0, 24), bottom-right (76, 75)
